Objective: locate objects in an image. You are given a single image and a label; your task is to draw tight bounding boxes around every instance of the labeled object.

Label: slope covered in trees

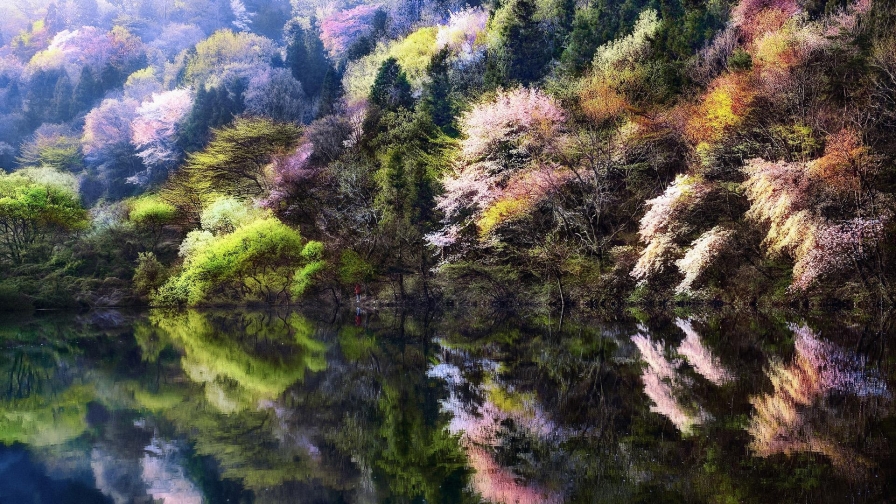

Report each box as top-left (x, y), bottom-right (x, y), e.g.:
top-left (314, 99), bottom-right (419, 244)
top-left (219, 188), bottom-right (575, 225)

top-left (1, 0), bottom-right (895, 309)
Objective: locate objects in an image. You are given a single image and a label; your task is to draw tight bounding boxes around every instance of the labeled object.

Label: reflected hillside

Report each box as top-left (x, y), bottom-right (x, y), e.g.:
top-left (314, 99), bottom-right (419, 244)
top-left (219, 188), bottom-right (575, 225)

top-left (140, 311), bottom-right (327, 412)
top-left (0, 308), bottom-right (894, 503)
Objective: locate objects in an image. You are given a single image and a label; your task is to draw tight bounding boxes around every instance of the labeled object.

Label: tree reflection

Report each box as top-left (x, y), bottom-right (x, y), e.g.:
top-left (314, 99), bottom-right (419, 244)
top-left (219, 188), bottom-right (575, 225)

top-left (144, 310), bottom-right (327, 412)
top-left (749, 324), bottom-right (890, 474)
top-left (632, 331), bottom-right (710, 435)
top-left (0, 309), bottom-right (894, 502)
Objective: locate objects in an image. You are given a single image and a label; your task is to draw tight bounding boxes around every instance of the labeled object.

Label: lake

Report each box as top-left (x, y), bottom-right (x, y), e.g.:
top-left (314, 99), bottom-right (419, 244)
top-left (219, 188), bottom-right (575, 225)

top-left (0, 307), bottom-right (893, 503)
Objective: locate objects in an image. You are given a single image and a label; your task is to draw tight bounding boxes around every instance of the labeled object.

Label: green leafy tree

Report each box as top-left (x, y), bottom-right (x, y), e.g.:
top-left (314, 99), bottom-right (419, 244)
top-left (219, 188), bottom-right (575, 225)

top-left (0, 170), bottom-right (87, 264)
top-left (128, 194), bottom-right (176, 252)
top-left (165, 117), bottom-right (300, 222)
top-left (372, 112), bottom-right (445, 299)
top-left (369, 57), bottom-right (414, 112)
top-left (491, 0), bottom-right (551, 85)
top-left (155, 217), bottom-right (323, 305)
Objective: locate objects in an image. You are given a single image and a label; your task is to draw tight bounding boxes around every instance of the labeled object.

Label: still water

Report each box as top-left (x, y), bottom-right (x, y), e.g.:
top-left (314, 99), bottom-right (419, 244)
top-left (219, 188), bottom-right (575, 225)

top-left (0, 307), bottom-right (893, 503)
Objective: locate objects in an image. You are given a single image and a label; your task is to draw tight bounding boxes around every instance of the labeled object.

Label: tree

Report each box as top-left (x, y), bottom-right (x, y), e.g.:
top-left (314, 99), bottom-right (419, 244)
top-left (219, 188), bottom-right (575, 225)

top-left (371, 111), bottom-right (446, 299)
top-left (244, 68), bottom-right (306, 123)
top-left (81, 97), bottom-right (142, 199)
top-left (130, 88), bottom-right (194, 186)
top-left (182, 30), bottom-right (277, 86)
top-left (129, 195), bottom-right (176, 252)
top-left (18, 124), bottom-right (82, 172)
top-left (319, 4), bottom-right (382, 58)
top-left (369, 58), bottom-right (414, 112)
top-left (177, 83), bottom-right (246, 154)
top-left (154, 217), bottom-right (324, 305)
top-left (420, 49), bottom-right (456, 134)
top-left (164, 117), bottom-right (301, 221)
top-left (0, 170), bottom-right (87, 264)
top-left (492, 0), bottom-right (550, 85)
top-left (50, 72), bottom-right (73, 122)
top-left (73, 66), bottom-right (100, 111)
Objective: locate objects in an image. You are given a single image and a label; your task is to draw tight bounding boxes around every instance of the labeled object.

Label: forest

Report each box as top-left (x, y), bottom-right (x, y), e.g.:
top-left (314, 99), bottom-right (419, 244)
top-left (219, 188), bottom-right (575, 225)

top-left (0, 0), bottom-right (895, 310)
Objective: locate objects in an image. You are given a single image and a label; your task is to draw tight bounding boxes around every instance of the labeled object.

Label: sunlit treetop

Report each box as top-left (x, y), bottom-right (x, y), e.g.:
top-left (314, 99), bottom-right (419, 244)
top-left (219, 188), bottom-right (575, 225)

top-left (150, 23), bottom-right (206, 59)
top-left (319, 4), bottom-right (383, 58)
top-left (130, 88), bottom-right (194, 183)
top-left (592, 9), bottom-right (660, 73)
top-left (81, 97), bottom-right (139, 163)
top-left (342, 26), bottom-right (438, 102)
top-left (25, 26), bottom-right (145, 81)
top-left (435, 7), bottom-right (489, 66)
top-left (742, 154), bottom-right (888, 290)
top-left (182, 29), bottom-right (277, 86)
top-left (429, 87), bottom-right (568, 249)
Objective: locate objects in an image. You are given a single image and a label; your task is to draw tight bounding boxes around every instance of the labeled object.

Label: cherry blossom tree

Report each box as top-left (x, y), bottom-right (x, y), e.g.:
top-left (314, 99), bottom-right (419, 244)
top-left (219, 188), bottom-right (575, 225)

top-left (435, 7), bottom-right (488, 66)
top-left (631, 174), bottom-right (712, 282)
top-left (743, 155), bottom-right (888, 291)
top-left (82, 97), bottom-right (143, 197)
top-left (319, 4), bottom-right (382, 58)
top-left (150, 23), bottom-right (205, 58)
top-left (674, 226), bottom-right (734, 293)
top-left (130, 88), bottom-right (193, 186)
top-left (429, 87), bottom-right (568, 249)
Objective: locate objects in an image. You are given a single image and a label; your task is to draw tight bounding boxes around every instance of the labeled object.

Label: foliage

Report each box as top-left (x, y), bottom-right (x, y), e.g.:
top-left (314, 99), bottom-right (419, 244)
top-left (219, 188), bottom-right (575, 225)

top-left (320, 4), bottom-right (383, 58)
top-left (244, 67), bottom-right (306, 123)
top-left (130, 88), bottom-right (194, 186)
top-left (129, 194), bottom-right (176, 251)
top-left (155, 217), bottom-right (321, 305)
top-left (133, 251), bottom-right (168, 297)
top-left (17, 124), bottom-right (82, 172)
top-left (166, 117), bottom-right (301, 216)
top-left (0, 169), bottom-right (87, 264)
top-left (431, 87), bottom-right (567, 251)
top-left (182, 29), bottom-right (277, 87)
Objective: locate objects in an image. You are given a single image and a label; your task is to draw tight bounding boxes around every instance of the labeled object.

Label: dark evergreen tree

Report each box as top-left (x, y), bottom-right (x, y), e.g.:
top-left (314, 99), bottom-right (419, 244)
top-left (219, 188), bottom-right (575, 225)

top-left (44, 2), bottom-right (64, 33)
top-left (177, 83), bottom-right (246, 154)
top-left (24, 69), bottom-right (66, 126)
top-left (316, 66), bottom-right (342, 118)
top-left (286, 23), bottom-right (309, 83)
top-left (499, 0), bottom-right (550, 85)
top-left (73, 67), bottom-right (100, 111)
top-left (285, 19), bottom-right (331, 98)
top-left (420, 49), bottom-right (456, 135)
top-left (369, 58), bottom-right (413, 112)
top-left (51, 73), bottom-right (74, 122)
top-left (100, 63), bottom-right (123, 92)
top-left (302, 18), bottom-right (330, 97)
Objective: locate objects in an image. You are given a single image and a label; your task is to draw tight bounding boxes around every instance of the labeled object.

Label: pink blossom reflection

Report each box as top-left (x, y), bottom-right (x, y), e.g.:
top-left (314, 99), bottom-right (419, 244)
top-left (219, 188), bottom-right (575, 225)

top-left (429, 357), bottom-right (562, 504)
top-left (749, 325), bottom-right (888, 474)
top-left (676, 319), bottom-right (733, 386)
top-left (632, 334), bottom-right (709, 435)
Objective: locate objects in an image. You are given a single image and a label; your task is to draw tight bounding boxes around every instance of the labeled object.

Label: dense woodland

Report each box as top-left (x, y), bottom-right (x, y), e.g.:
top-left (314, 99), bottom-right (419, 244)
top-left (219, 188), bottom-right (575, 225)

top-left (1, 0), bottom-right (895, 310)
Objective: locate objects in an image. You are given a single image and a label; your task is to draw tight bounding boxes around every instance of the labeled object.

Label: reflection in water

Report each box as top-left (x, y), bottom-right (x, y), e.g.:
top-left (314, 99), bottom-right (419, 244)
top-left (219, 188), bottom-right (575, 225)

top-left (429, 349), bottom-right (562, 504)
top-left (675, 319), bottom-right (733, 386)
top-left (748, 325), bottom-right (889, 474)
top-left (146, 311), bottom-right (327, 413)
top-left (632, 331), bottom-right (709, 435)
top-left (142, 439), bottom-right (203, 504)
top-left (0, 309), bottom-right (894, 502)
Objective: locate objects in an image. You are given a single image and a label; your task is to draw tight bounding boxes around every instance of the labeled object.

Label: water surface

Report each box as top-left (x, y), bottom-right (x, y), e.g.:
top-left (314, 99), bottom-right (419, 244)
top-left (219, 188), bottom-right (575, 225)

top-left (0, 308), bottom-right (893, 503)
